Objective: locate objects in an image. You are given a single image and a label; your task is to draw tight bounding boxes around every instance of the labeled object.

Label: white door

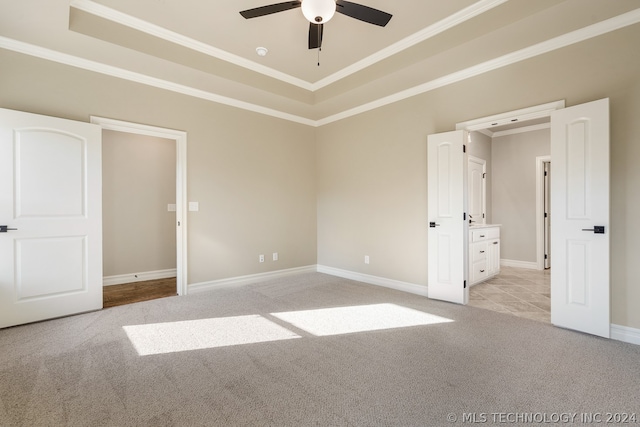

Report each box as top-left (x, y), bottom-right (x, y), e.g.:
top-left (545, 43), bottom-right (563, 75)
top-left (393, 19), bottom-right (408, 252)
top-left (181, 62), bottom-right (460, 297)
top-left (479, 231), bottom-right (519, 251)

top-left (550, 98), bottom-right (609, 338)
top-left (427, 130), bottom-right (468, 304)
top-left (468, 156), bottom-right (486, 225)
top-left (0, 108), bottom-right (102, 328)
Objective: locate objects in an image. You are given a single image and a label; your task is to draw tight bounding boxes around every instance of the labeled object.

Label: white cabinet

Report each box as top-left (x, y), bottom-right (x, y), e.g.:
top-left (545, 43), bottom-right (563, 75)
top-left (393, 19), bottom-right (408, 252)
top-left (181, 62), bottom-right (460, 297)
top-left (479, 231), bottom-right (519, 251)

top-left (469, 226), bottom-right (500, 286)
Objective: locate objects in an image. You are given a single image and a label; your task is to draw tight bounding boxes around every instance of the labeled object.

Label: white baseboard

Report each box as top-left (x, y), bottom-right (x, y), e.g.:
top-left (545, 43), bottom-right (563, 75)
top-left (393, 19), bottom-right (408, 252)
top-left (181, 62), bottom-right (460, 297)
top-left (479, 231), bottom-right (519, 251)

top-left (610, 324), bottom-right (640, 346)
top-left (103, 268), bottom-right (177, 286)
top-left (188, 265), bottom-right (317, 294)
top-left (317, 265), bottom-right (428, 297)
top-left (500, 259), bottom-right (539, 270)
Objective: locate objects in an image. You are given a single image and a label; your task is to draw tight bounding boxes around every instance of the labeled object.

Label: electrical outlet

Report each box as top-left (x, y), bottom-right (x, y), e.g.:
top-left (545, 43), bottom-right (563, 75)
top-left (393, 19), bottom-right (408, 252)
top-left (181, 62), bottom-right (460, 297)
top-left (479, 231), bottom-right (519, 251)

top-left (273, 252), bottom-right (278, 261)
top-left (259, 254), bottom-right (265, 263)
top-left (364, 255), bottom-right (370, 264)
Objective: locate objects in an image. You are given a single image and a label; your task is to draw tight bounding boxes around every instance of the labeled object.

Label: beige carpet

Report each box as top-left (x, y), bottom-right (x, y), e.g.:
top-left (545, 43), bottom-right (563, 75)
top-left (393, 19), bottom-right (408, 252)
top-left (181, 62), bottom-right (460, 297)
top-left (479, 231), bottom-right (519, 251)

top-left (1, 272), bottom-right (638, 426)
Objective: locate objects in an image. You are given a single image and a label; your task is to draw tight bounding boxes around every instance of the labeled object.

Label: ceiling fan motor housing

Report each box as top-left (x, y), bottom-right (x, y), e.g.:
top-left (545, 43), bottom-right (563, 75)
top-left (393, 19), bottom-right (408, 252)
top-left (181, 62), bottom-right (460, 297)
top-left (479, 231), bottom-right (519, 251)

top-left (302, 0), bottom-right (336, 24)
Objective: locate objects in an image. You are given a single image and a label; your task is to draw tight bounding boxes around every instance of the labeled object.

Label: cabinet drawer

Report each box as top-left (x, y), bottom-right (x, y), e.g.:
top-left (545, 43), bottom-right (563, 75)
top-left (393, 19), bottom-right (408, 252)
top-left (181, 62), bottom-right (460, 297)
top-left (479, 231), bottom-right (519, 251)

top-left (471, 241), bottom-right (488, 262)
top-left (471, 260), bottom-right (488, 283)
top-left (471, 227), bottom-right (500, 242)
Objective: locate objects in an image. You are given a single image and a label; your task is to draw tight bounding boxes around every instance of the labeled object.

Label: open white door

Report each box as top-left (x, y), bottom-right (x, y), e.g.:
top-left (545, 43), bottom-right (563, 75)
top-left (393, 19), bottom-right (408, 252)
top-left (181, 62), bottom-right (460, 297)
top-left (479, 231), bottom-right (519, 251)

top-left (427, 130), bottom-right (468, 304)
top-left (550, 98), bottom-right (609, 338)
top-left (0, 108), bottom-right (102, 328)
top-left (468, 156), bottom-right (486, 225)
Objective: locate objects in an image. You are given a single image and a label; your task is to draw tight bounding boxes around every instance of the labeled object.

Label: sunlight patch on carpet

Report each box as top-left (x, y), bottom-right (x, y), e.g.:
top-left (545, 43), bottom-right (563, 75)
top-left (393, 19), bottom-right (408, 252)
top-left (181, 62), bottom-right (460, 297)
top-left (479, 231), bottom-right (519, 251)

top-left (123, 315), bottom-right (300, 356)
top-left (271, 303), bottom-right (454, 336)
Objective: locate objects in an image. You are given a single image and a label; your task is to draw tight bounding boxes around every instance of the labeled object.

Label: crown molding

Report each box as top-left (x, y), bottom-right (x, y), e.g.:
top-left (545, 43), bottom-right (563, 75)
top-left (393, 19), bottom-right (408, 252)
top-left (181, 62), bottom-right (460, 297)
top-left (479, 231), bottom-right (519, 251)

top-left (311, 0), bottom-right (508, 90)
top-left (318, 8), bottom-right (640, 126)
top-left (0, 36), bottom-right (316, 126)
top-left (2, 7), bottom-right (639, 127)
top-left (69, 0), bottom-right (315, 91)
top-left (69, 0), bottom-right (506, 93)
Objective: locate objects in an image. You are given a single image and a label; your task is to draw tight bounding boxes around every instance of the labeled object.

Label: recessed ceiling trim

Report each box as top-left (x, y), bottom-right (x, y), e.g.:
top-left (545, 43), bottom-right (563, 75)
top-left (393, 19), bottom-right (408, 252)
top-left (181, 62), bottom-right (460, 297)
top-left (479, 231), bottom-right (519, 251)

top-left (2, 8), bottom-right (639, 128)
top-left (69, 0), bottom-right (315, 91)
top-left (69, 0), bottom-right (507, 92)
top-left (0, 36), bottom-right (315, 127)
top-left (312, 0), bottom-right (509, 90)
top-left (318, 8), bottom-right (640, 126)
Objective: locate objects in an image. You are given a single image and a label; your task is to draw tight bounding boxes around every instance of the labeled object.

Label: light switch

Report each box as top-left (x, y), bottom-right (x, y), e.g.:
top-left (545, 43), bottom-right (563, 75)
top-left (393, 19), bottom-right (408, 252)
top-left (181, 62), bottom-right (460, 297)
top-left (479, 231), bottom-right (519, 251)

top-left (189, 202), bottom-right (199, 212)
top-left (167, 204), bottom-right (176, 212)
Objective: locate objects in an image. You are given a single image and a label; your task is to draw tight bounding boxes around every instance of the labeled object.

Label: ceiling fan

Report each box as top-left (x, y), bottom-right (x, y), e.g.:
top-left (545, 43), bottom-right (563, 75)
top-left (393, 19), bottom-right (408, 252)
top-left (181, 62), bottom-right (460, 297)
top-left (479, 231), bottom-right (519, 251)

top-left (239, 0), bottom-right (392, 50)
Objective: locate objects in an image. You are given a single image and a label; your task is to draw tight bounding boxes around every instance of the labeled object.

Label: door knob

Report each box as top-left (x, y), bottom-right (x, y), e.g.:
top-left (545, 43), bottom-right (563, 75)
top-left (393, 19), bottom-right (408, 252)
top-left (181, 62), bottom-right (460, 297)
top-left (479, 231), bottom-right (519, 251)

top-left (0, 225), bottom-right (18, 233)
top-left (429, 222), bottom-right (441, 228)
top-left (581, 226), bottom-right (605, 234)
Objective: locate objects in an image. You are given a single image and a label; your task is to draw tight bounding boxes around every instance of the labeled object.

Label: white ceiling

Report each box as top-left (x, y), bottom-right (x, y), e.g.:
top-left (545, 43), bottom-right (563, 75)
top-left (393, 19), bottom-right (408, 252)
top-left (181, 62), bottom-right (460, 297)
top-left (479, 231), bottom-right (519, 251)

top-left (1, 0), bottom-right (640, 125)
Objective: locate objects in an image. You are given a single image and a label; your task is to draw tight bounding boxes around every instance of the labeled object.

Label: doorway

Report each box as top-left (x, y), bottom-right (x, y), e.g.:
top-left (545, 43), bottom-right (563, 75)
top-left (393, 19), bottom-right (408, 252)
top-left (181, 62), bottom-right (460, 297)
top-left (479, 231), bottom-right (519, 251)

top-left (91, 116), bottom-right (188, 297)
top-left (464, 110), bottom-right (556, 274)
top-left (102, 129), bottom-right (177, 307)
top-left (446, 98), bottom-right (611, 338)
top-left (468, 127), bottom-right (552, 322)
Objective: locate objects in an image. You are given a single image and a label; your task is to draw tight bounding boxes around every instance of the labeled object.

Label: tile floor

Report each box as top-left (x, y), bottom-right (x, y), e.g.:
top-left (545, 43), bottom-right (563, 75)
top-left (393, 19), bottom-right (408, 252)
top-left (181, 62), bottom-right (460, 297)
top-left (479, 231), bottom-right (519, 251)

top-left (469, 266), bottom-right (551, 323)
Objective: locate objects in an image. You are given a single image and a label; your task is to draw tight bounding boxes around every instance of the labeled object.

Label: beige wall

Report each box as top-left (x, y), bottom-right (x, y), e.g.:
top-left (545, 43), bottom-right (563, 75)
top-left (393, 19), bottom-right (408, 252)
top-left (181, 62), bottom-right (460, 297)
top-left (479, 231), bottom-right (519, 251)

top-left (1, 21), bottom-right (640, 330)
top-left (316, 26), bottom-right (640, 329)
top-left (491, 129), bottom-right (550, 263)
top-left (0, 49), bottom-right (317, 285)
top-left (102, 130), bottom-right (177, 277)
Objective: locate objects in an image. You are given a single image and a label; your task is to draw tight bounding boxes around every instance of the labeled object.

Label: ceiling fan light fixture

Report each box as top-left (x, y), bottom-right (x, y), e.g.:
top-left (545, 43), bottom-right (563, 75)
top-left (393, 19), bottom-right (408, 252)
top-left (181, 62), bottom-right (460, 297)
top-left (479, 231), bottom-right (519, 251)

top-left (301, 0), bottom-right (336, 23)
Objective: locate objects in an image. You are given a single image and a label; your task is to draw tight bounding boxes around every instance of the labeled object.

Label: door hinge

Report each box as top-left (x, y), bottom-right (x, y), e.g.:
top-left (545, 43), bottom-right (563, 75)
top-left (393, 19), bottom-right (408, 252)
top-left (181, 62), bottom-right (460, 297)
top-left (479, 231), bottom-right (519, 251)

top-left (463, 145), bottom-right (466, 153)
top-left (483, 173), bottom-right (486, 178)
top-left (482, 213), bottom-right (485, 218)
top-left (544, 212), bottom-right (548, 218)
top-left (545, 254), bottom-right (548, 259)
top-left (464, 280), bottom-right (467, 289)
top-left (544, 171), bottom-right (548, 176)
top-left (463, 212), bottom-right (467, 220)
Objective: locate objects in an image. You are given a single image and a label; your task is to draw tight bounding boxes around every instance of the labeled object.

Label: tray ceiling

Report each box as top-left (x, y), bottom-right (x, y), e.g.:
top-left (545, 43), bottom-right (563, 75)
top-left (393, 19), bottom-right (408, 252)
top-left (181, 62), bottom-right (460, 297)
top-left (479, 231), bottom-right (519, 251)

top-left (1, 0), bottom-right (640, 125)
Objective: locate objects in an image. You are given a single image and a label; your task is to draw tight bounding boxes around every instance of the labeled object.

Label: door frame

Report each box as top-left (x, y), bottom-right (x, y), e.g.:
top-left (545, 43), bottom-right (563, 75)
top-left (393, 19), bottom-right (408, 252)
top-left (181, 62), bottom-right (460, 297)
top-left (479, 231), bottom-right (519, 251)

top-left (536, 155), bottom-right (551, 270)
top-left (468, 155), bottom-right (486, 225)
top-left (456, 101), bottom-right (565, 274)
top-left (91, 116), bottom-right (188, 296)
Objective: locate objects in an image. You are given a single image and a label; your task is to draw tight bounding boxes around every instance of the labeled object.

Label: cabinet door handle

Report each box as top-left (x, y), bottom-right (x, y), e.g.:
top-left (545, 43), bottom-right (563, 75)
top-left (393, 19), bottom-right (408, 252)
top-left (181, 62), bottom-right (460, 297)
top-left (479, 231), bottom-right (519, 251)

top-left (479, 234), bottom-right (485, 238)
top-left (493, 241), bottom-right (498, 245)
top-left (479, 250), bottom-right (485, 253)
top-left (480, 269), bottom-right (485, 273)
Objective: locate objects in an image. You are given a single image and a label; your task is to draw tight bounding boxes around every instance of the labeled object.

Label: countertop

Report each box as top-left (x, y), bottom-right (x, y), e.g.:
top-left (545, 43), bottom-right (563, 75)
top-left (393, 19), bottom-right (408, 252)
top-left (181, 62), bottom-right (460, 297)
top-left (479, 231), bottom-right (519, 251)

top-left (469, 224), bottom-right (501, 229)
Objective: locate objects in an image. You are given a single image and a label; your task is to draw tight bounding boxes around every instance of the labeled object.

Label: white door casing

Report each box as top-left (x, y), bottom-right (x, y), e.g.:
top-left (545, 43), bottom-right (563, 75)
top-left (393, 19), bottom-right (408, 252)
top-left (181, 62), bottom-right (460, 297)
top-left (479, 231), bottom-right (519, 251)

top-left (550, 98), bottom-right (610, 338)
top-left (0, 108), bottom-right (102, 328)
top-left (90, 116), bottom-right (188, 296)
top-left (536, 155), bottom-right (551, 271)
top-left (544, 162), bottom-right (551, 269)
top-left (427, 130), bottom-right (468, 304)
top-left (468, 156), bottom-right (486, 225)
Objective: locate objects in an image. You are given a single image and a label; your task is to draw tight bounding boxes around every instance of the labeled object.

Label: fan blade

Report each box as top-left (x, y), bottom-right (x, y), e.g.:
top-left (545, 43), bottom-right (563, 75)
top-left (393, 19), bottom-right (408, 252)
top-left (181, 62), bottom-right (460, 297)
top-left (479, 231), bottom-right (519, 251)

top-left (335, 0), bottom-right (392, 27)
top-left (240, 1), bottom-right (301, 19)
top-left (308, 23), bottom-right (323, 49)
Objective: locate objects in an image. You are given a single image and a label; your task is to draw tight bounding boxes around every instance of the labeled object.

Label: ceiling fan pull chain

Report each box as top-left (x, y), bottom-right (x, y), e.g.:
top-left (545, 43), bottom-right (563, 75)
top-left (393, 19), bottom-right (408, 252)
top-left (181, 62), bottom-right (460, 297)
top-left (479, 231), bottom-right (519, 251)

top-left (317, 47), bottom-right (321, 66)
